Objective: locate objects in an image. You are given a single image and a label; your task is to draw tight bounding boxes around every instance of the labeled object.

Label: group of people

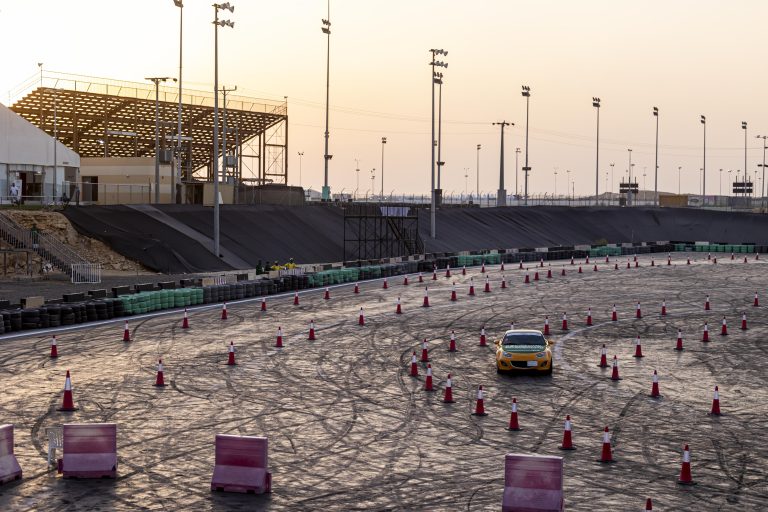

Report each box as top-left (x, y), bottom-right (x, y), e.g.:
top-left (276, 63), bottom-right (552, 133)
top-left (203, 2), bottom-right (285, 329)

top-left (255, 258), bottom-right (298, 274)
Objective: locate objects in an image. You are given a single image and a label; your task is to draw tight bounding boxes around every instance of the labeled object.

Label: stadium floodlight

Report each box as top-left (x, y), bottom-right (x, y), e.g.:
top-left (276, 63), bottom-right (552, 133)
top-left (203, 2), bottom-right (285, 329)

top-left (217, 2), bottom-right (234, 13)
top-left (593, 97), bottom-right (601, 205)
top-left (429, 48), bottom-right (448, 238)
top-left (521, 85), bottom-right (531, 204)
top-left (653, 106), bottom-right (659, 206)
top-left (701, 115), bottom-right (706, 197)
top-left (321, 2), bottom-right (332, 200)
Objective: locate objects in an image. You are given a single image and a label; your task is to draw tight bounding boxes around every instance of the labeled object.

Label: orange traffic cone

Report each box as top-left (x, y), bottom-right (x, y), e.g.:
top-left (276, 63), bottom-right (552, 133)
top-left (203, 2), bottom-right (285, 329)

top-left (469, 277), bottom-right (476, 295)
top-left (122, 320), bottom-right (131, 342)
top-left (687, 257), bottom-right (691, 265)
top-left (418, 273), bottom-right (423, 283)
top-left (586, 308), bottom-right (593, 326)
top-left (482, 262), bottom-right (487, 273)
top-left (675, 329), bottom-right (684, 351)
top-left (702, 322), bottom-right (710, 342)
top-left (462, 265), bottom-right (467, 275)
top-left (293, 292), bottom-right (300, 306)
top-left (559, 415), bottom-right (575, 450)
top-left (484, 276), bottom-right (491, 293)
top-left (425, 364), bottom-right (434, 391)
top-left (561, 312), bottom-right (568, 331)
top-left (570, 256), bottom-right (575, 265)
top-left (755, 292), bottom-right (760, 307)
top-left (261, 297), bottom-right (267, 311)
top-left (182, 308), bottom-right (189, 328)
top-left (50, 335), bottom-right (58, 358)
top-left (578, 266), bottom-right (582, 274)
top-left (354, 282), bottom-right (360, 294)
top-left (599, 426), bottom-right (614, 463)
top-left (58, 370), bottom-right (76, 411)
top-left (443, 373), bottom-right (454, 403)
top-left (308, 320), bottom-right (316, 340)
top-left (395, 296), bottom-right (402, 314)
top-left (677, 444), bottom-right (695, 485)
top-left (627, 259), bottom-right (631, 269)
top-left (227, 341), bottom-right (236, 365)
top-left (422, 287), bottom-right (430, 307)
top-left (636, 302), bottom-right (642, 319)
top-left (501, 262), bottom-right (505, 271)
top-left (547, 268), bottom-right (553, 278)
top-left (721, 316), bottom-right (728, 336)
top-left (610, 355), bottom-right (621, 380)
top-left (383, 278), bottom-right (388, 289)
top-left (275, 326), bottom-right (283, 348)
top-left (646, 498), bottom-right (653, 510)
top-left (324, 287), bottom-right (330, 300)
top-left (155, 359), bottom-right (165, 387)
top-left (543, 316), bottom-right (550, 335)
top-left (420, 338), bottom-right (429, 362)
top-left (598, 344), bottom-right (608, 367)
top-left (710, 386), bottom-right (721, 415)
top-left (524, 273), bottom-right (530, 284)
top-left (535, 271), bottom-right (540, 281)
top-left (501, 275), bottom-right (507, 289)
top-left (409, 352), bottom-right (418, 377)
top-left (221, 302), bottom-right (229, 320)
top-left (432, 269), bottom-right (437, 281)
top-left (448, 331), bottom-right (457, 352)
top-left (593, 264), bottom-right (598, 272)
top-left (561, 268), bottom-right (566, 276)
top-left (661, 299), bottom-right (667, 316)
top-left (586, 256), bottom-right (590, 265)
top-left (634, 336), bottom-right (644, 357)
top-left (668, 254), bottom-right (672, 266)
top-left (358, 307), bottom-right (365, 326)
top-left (611, 304), bottom-right (617, 321)
top-left (445, 265), bottom-right (451, 278)
top-left (403, 275), bottom-right (409, 286)
top-left (479, 326), bottom-right (487, 346)
top-left (705, 295), bottom-right (710, 311)
top-left (472, 385), bottom-right (488, 416)
top-left (741, 312), bottom-right (747, 330)
top-left (506, 398), bottom-right (520, 430)
top-left (650, 370), bottom-right (660, 398)
top-left (651, 258), bottom-right (655, 267)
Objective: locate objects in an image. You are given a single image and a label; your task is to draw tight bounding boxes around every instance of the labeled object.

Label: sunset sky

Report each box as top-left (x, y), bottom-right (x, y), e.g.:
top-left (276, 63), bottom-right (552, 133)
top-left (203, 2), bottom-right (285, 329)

top-left (2, 0), bottom-right (767, 197)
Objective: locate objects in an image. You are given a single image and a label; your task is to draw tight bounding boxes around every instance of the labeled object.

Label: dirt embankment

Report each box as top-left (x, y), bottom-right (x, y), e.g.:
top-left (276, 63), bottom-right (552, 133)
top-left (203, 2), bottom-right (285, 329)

top-left (3, 210), bottom-right (143, 272)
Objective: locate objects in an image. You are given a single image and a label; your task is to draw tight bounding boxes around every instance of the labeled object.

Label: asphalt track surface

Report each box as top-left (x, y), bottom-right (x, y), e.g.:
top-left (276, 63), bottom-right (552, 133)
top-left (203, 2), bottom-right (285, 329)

top-left (0, 253), bottom-right (767, 511)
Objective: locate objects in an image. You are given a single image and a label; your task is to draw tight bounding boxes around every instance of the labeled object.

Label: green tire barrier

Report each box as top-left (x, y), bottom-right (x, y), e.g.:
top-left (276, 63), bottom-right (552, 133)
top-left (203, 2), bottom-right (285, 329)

top-left (118, 288), bottom-right (204, 315)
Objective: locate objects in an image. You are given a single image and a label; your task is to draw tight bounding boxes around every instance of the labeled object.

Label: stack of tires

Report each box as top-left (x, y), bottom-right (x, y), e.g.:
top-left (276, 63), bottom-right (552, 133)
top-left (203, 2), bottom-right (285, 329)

top-left (21, 309), bottom-right (40, 330)
top-left (60, 306), bottom-right (76, 326)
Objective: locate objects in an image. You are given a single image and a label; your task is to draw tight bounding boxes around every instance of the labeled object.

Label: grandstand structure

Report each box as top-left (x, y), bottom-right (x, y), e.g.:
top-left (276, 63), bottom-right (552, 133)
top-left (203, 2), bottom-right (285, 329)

top-left (9, 71), bottom-right (288, 200)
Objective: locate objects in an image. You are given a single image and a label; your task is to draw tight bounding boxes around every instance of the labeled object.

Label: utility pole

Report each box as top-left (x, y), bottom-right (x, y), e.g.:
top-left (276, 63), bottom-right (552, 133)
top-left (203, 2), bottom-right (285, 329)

top-left (653, 106), bottom-right (659, 206)
top-left (522, 86), bottom-right (532, 206)
top-left (476, 144), bottom-right (481, 201)
top-left (321, 1), bottom-right (332, 200)
top-left (493, 121), bottom-right (512, 206)
top-left (593, 97), bottom-right (601, 205)
top-left (515, 147), bottom-right (521, 199)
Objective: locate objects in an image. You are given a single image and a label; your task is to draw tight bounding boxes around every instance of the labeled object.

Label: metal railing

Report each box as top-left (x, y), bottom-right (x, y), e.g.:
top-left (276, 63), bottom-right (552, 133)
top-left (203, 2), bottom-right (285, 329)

top-left (70, 263), bottom-right (102, 284)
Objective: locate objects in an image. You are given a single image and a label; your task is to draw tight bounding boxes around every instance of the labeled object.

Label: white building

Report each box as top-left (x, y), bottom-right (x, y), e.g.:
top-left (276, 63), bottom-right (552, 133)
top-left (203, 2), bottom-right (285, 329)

top-left (0, 102), bottom-right (79, 204)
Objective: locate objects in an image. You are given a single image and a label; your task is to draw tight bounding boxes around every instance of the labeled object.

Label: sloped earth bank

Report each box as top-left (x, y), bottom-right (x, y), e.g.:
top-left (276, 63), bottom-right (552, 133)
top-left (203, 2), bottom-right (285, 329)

top-left (0, 253), bottom-right (766, 511)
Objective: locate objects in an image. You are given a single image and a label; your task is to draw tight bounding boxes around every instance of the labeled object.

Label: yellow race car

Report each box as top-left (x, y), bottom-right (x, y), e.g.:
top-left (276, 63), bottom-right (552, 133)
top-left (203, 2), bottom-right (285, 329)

top-left (495, 329), bottom-right (553, 374)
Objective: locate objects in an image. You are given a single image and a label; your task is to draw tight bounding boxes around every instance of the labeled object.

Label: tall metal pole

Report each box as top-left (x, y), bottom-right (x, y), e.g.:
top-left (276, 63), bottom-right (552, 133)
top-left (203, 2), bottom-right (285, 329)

top-left (701, 115), bottom-right (706, 199)
top-left (493, 121), bottom-right (511, 206)
top-left (653, 106), bottom-right (659, 206)
top-left (742, 122), bottom-right (748, 202)
top-left (429, 49), bottom-right (447, 239)
top-left (321, 2), bottom-right (332, 200)
top-left (593, 97), bottom-right (601, 205)
top-left (154, 81), bottom-right (161, 204)
top-left (175, 0), bottom-right (184, 204)
top-left (476, 144), bottom-right (481, 200)
top-left (627, 149), bottom-right (633, 206)
top-left (522, 87), bottom-right (531, 206)
top-left (437, 78), bottom-right (443, 190)
top-left (52, 92), bottom-right (57, 203)
top-left (381, 137), bottom-right (386, 197)
top-left (213, 9), bottom-right (220, 255)
top-left (515, 147), bottom-right (520, 199)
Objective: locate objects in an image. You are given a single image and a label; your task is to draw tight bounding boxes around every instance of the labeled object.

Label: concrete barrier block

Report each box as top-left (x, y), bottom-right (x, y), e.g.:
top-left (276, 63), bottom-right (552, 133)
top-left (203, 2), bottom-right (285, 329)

top-left (502, 453), bottom-right (563, 512)
top-left (0, 424), bottom-right (22, 485)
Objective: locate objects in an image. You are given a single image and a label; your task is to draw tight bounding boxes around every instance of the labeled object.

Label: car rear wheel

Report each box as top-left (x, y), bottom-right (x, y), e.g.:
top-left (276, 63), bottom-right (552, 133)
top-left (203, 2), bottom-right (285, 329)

top-left (544, 361), bottom-right (553, 375)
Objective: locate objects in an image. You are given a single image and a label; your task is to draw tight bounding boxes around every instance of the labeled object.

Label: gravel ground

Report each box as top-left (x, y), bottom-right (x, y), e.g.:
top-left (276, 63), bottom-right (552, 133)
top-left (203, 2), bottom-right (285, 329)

top-left (0, 253), bottom-right (766, 511)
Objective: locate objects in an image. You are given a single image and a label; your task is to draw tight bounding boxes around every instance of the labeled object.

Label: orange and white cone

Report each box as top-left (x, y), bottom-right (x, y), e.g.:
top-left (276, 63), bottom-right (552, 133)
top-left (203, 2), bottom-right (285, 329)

top-left (635, 259), bottom-right (639, 268)
top-left (420, 338), bottom-right (429, 362)
top-left (650, 370), bottom-right (660, 398)
top-left (519, 260), bottom-right (525, 270)
top-left (559, 415), bottom-right (575, 450)
top-left (586, 256), bottom-right (590, 265)
top-left (687, 257), bottom-right (691, 265)
top-left (710, 386), bottom-right (721, 415)
top-left (448, 331), bottom-right (457, 352)
top-left (599, 426), bottom-right (614, 463)
top-left (324, 287), bottom-right (330, 300)
top-left (646, 499), bottom-right (653, 511)
top-left (222, 302), bottom-right (229, 319)
top-left (422, 287), bottom-right (430, 307)
top-left (425, 364), bottom-right (434, 391)
top-left (155, 359), bottom-right (165, 387)
top-left (472, 385), bottom-right (488, 416)
top-left (227, 341), bottom-right (236, 365)
top-left (702, 322), bottom-right (710, 342)
top-left (570, 256), bottom-right (575, 265)
top-left (524, 273), bottom-right (530, 284)
top-left (462, 265), bottom-right (467, 275)
top-left (731, 252), bottom-right (735, 260)
top-left (535, 271), bottom-right (540, 281)
top-left (636, 302), bottom-right (642, 319)
top-left (605, 256), bottom-right (610, 264)
top-left (443, 373), bottom-right (454, 403)
top-left (261, 297), bottom-right (267, 311)
top-left (561, 267), bottom-right (567, 276)
top-left (755, 292), bottom-right (760, 307)
top-left (707, 252), bottom-right (711, 260)
top-left (661, 299), bottom-right (667, 316)
top-left (484, 276), bottom-right (491, 293)
top-left (501, 262), bottom-right (505, 271)
top-left (627, 259), bottom-right (631, 269)
top-left (594, 264), bottom-right (599, 272)
top-left (668, 254), bottom-right (672, 266)
top-left (651, 258), bottom-right (655, 267)
top-left (182, 308), bottom-right (190, 329)
top-left (482, 262), bottom-right (487, 273)
top-left (293, 292), bottom-right (300, 306)
top-left (561, 312), bottom-right (568, 331)
top-left (275, 326), bottom-right (284, 348)
top-left (354, 282), bottom-right (360, 294)
top-left (308, 320), bottom-right (316, 340)
top-left (721, 316), bottom-right (728, 336)
top-left (479, 326), bottom-right (487, 346)
top-left (741, 312), bottom-right (747, 330)
top-left (395, 296), bottom-right (402, 314)
top-left (450, 283), bottom-right (457, 302)
top-left (713, 256), bottom-right (718, 264)
top-left (358, 307), bottom-right (365, 326)
top-left (383, 278), bottom-right (388, 289)
top-left (634, 336), bottom-right (644, 358)
top-left (610, 355), bottom-right (621, 380)
top-left (578, 266), bottom-right (582, 274)
top-left (614, 262), bottom-right (619, 270)
top-left (677, 444), bottom-right (694, 485)
top-left (50, 335), bottom-right (58, 358)
top-left (409, 351), bottom-right (418, 377)
top-left (744, 256), bottom-right (748, 263)
top-left (675, 329), bottom-right (684, 351)
top-left (469, 277), bottom-right (476, 295)
top-left (403, 275), bottom-right (409, 286)
top-left (122, 320), bottom-right (131, 342)
top-left (611, 304), bottom-right (618, 321)
top-left (598, 344), bottom-right (608, 367)
top-left (432, 269), bottom-right (437, 281)
top-left (507, 398), bottom-right (520, 430)
top-left (59, 370), bottom-right (76, 411)
top-left (586, 307), bottom-right (593, 326)
top-left (501, 275), bottom-right (507, 289)
top-left (445, 265), bottom-right (451, 278)
top-left (543, 316), bottom-right (550, 335)
top-left (418, 273), bottom-right (423, 283)
top-left (547, 267), bottom-right (553, 278)
top-left (705, 295), bottom-right (710, 311)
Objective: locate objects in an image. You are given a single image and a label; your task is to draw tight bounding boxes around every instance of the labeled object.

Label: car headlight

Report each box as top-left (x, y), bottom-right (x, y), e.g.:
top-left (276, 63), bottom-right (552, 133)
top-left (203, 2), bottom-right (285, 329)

top-left (535, 352), bottom-right (546, 358)
top-left (503, 352), bottom-right (512, 358)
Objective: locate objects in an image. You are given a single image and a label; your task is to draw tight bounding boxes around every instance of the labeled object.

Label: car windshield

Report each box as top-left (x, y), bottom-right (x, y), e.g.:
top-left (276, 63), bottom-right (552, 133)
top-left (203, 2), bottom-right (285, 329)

top-left (502, 333), bottom-right (546, 346)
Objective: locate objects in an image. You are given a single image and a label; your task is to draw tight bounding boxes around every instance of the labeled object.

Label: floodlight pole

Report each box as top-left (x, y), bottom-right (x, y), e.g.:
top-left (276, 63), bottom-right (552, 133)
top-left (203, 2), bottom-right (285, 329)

top-left (175, 0), bottom-right (184, 204)
top-left (429, 49), bottom-right (447, 239)
top-left (593, 97), bottom-right (601, 206)
top-left (742, 121), bottom-right (748, 202)
top-left (653, 106), bottom-right (659, 206)
top-left (146, 76), bottom-right (173, 204)
top-left (515, 147), bottom-right (520, 199)
top-left (757, 135), bottom-right (768, 209)
top-left (437, 76), bottom-right (444, 190)
top-left (321, 2), bottom-right (332, 201)
top-left (701, 115), bottom-right (706, 199)
top-left (381, 137), bottom-right (386, 197)
top-left (476, 144), bottom-right (481, 201)
top-left (493, 121), bottom-right (512, 206)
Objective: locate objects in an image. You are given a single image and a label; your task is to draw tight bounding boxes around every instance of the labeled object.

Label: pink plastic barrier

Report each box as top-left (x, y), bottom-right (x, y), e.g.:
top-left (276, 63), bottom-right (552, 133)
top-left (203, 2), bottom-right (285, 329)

top-left (0, 424), bottom-right (22, 485)
top-left (502, 453), bottom-right (564, 512)
top-left (211, 434), bottom-right (271, 494)
top-left (60, 423), bottom-right (117, 479)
